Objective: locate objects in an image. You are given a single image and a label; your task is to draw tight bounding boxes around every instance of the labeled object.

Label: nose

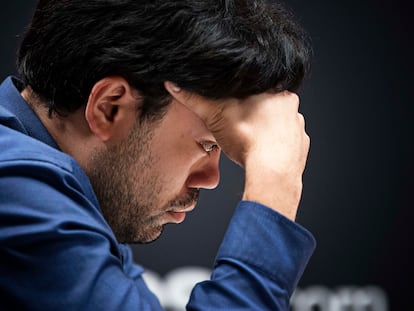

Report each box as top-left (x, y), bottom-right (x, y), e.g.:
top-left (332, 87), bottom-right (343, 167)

top-left (186, 151), bottom-right (221, 190)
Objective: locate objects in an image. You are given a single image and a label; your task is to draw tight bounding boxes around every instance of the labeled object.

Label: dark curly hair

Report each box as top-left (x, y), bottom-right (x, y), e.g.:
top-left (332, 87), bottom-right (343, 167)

top-left (18, 0), bottom-right (311, 117)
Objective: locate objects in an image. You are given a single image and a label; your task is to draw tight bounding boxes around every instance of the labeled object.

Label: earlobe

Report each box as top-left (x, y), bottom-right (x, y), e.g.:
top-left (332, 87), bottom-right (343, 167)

top-left (85, 77), bottom-right (140, 143)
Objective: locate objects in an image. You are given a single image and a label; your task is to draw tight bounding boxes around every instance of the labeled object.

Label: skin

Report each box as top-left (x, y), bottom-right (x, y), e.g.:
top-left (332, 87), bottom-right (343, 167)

top-left (22, 77), bottom-right (220, 243)
top-left (21, 76), bottom-right (309, 243)
top-left (85, 97), bottom-right (221, 243)
top-left (164, 82), bottom-right (309, 221)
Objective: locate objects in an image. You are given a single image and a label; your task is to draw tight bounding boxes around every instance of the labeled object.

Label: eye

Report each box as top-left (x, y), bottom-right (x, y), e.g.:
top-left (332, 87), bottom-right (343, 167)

top-left (199, 141), bottom-right (219, 154)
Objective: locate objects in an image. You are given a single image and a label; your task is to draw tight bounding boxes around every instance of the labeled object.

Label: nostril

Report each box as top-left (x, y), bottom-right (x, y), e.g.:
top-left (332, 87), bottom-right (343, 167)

top-left (186, 168), bottom-right (220, 190)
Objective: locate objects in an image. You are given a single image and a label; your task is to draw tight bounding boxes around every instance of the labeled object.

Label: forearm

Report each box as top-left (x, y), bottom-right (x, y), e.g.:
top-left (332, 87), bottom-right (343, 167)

top-left (243, 167), bottom-right (303, 221)
top-left (187, 201), bottom-right (316, 310)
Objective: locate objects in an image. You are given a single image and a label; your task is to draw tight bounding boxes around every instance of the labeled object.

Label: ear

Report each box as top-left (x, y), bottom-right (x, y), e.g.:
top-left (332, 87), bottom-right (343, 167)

top-left (85, 77), bottom-right (141, 143)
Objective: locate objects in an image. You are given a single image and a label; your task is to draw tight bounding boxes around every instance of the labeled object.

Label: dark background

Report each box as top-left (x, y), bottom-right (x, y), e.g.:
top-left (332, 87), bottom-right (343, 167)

top-left (1, 1), bottom-right (412, 309)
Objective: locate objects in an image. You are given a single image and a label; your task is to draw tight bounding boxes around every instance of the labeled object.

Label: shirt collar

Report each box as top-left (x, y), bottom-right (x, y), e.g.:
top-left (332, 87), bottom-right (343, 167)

top-left (0, 76), bottom-right (59, 150)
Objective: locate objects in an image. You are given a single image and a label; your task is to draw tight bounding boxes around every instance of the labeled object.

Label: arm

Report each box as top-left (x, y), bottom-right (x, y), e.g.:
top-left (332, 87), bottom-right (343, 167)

top-left (165, 82), bottom-right (315, 310)
top-left (187, 201), bottom-right (315, 310)
top-left (164, 84), bottom-right (309, 220)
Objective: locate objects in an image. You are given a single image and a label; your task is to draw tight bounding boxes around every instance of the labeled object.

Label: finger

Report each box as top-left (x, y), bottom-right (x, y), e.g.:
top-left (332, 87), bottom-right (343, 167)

top-left (164, 81), bottom-right (217, 122)
top-left (284, 91), bottom-right (300, 107)
top-left (298, 112), bottom-right (305, 127)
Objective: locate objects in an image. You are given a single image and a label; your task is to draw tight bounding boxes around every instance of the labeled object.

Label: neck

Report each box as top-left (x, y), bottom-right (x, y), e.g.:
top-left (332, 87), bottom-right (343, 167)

top-left (20, 88), bottom-right (98, 170)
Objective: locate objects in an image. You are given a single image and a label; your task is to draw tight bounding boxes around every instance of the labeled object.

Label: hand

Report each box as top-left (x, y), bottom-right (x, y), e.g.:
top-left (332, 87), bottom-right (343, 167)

top-left (164, 82), bottom-right (310, 221)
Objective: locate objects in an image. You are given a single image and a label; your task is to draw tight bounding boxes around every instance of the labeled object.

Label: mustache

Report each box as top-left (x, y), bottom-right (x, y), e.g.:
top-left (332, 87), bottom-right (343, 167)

top-left (167, 188), bottom-right (200, 210)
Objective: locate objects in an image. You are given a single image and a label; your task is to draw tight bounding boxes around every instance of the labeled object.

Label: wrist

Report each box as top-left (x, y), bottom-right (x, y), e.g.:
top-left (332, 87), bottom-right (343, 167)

top-left (242, 162), bottom-right (303, 221)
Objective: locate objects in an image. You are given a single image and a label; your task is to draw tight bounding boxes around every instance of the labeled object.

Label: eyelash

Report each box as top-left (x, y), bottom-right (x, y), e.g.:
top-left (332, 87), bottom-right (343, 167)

top-left (200, 142), bottom-right (219, 154)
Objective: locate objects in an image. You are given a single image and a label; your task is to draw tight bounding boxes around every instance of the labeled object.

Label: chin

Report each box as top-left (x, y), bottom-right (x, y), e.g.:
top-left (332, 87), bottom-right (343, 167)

top-left (129, 225), bottom-right (164, 245)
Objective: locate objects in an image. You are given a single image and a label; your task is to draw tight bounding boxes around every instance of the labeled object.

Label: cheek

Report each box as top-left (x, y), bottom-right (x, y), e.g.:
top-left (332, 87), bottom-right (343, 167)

top-left (152, 134), bottom-right (194, 174)
top-left (149, 105), bottom-right (209, 187)
top-left (153, 143), bottom-right (204, 192)
top-left (157, 153), bottom-right (190, 184)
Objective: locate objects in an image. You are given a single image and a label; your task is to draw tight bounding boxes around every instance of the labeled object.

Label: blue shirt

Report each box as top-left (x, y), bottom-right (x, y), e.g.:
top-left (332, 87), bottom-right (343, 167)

top-left (0, 77), bottom-right (315, 310)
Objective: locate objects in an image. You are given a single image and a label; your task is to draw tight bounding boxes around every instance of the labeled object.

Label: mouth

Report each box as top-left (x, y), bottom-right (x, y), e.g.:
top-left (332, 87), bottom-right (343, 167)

top-left (167, 201), bottom-right (197, 224)
top-left (165, 189), bottom-right (199, 224)
top-left (167, 211), bottom-right (187, 223)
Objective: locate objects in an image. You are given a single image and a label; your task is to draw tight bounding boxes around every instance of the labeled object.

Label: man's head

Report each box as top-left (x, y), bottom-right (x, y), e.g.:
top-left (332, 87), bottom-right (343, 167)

top-left (18, 0), bottom-right (311, 243)
top-left (84, 84), bottom-right (221, 243)
top-left (18, 0), bottom-right (310, 117)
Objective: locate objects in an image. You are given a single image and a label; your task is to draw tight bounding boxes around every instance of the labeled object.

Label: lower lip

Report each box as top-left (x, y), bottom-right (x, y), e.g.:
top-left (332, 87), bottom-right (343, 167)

top-left (168, 211), bottom-right (186, 223)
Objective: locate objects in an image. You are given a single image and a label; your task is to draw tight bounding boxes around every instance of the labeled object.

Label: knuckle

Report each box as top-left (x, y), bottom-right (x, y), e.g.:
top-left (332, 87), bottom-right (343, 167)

top-left (281, 90), bottom-right (299, 102)
top-left (287, 92), bottom-right (300, 109)
top-left (290, 92), bottom-right (300, 102)
top-left (297, 113), bottom-right (306, 127)
top-left (305, 134), bottom-right (310, 148)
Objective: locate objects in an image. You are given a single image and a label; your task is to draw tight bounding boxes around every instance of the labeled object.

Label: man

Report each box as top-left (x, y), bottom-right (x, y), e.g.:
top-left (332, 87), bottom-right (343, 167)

top-left (0, 0), bottom-right (315, 309)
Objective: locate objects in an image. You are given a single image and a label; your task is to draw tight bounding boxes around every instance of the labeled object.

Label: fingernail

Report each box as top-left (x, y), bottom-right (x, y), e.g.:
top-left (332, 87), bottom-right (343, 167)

top-left (171, 84), bottom-right (181, 92)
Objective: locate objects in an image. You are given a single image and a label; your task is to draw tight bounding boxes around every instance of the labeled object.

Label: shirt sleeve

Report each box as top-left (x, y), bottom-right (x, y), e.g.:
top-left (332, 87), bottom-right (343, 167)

top-left (0, 156), bottom-right (315, 310)
top-left (187, 201), bottom-right (316, 310)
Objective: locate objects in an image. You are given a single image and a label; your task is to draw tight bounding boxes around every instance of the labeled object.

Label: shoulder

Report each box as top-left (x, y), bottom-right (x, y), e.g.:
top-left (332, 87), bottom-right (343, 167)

top-left (1, 123), bottom-right (74, 173)
top-left (0, 123), bottom-right (94, 198)
top-left (0, 123), bottom-right (104, 229)
top-left (0, 122), bottom-right (117, 250)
